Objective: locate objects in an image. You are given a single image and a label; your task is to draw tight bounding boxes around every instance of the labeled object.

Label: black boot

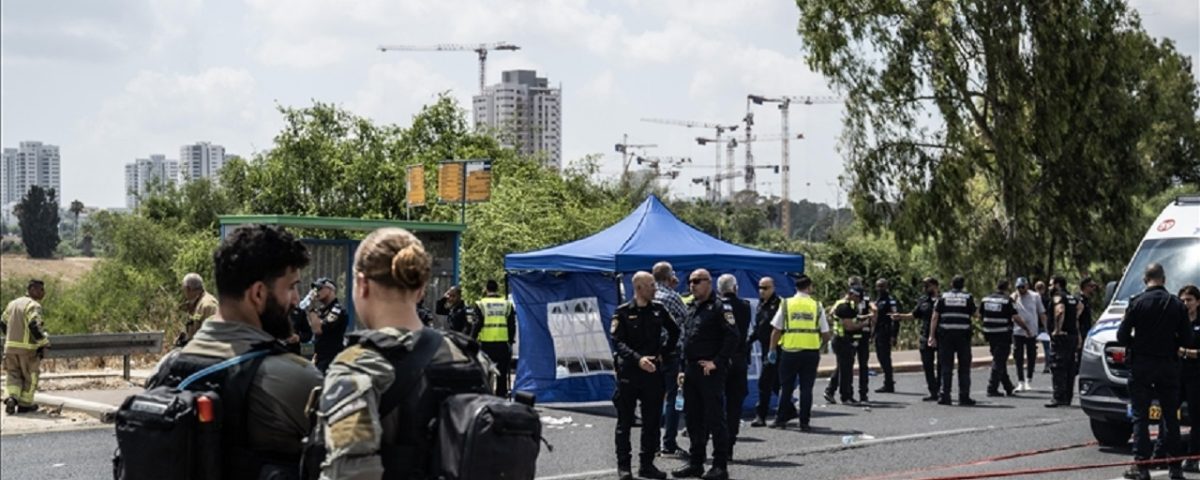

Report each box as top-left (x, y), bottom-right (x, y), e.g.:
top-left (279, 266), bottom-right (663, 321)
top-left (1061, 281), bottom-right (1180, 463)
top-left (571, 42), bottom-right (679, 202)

top-left (750, 416), bottom-right (766, 427)
top-left (700, 467), bottom-right (729, 480)
top-left (639, 463), bottom-right (668, 480)
top-left (4, 397), bottom-right (16, 415)
top-left (672, 464), bottom-right (704, 478)
top-left (875, 383), bottom-right (895, 393)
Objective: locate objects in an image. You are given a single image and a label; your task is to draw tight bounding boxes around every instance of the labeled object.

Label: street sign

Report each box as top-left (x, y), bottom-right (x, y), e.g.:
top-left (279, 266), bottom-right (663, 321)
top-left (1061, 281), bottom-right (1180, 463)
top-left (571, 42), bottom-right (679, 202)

top-left (437, 159), bottom-right (492, 204)
top-left (406, 165), bottom-right (426, 207)
top-left (465, 161), bottom-right (492, 202)
top-left (438, 162), bottom-right (465, 203)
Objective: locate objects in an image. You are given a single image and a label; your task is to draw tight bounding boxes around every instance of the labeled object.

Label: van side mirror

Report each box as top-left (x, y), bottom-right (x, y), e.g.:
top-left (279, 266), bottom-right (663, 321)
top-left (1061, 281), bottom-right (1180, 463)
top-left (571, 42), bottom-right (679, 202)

top-left (1104, 281), bottom-right (1117, 306)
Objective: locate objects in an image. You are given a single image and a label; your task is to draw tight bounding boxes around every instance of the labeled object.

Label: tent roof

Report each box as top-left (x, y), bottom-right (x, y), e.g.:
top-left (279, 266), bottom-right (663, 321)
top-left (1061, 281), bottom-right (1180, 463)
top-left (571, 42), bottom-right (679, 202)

top-left (504, 195), bottom-right (804, 273)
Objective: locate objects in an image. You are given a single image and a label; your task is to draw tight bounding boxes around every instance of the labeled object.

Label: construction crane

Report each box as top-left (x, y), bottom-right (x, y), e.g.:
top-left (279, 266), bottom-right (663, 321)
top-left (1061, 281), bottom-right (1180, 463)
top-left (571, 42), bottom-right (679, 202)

top-left (641, 118), bottom-right (738, 200)
top-left (615, 134), bottom-right (658, 182)
top-left (377, 42), bottom-right (520, 93)
top-left (696, 134), bottom-right (800, 199)
top-left (747, 94), bottom-right (841, 237)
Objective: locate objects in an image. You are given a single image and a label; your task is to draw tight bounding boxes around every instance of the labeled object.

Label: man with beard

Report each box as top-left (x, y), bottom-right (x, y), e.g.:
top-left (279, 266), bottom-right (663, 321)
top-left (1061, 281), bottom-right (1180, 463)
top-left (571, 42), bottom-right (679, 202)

top-left (145, 225), bottom-right (323, 477)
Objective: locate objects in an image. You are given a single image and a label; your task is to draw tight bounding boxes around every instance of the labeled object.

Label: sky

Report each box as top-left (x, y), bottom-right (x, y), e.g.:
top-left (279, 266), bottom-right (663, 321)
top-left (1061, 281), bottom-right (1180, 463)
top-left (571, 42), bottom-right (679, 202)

top-left (1, 0), bottom-right (1196, 209)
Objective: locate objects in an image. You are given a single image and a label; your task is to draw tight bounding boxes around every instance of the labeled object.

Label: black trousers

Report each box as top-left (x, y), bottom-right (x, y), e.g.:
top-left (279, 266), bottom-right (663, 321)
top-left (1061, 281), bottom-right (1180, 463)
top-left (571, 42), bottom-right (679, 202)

top-left (830, 336), bottom-right (857, 401)
top-left (725, 358), bottom-right (749, 455)
top-left (778, 350), bottom-right (821, 426)
top-left (1182, 368), bottom-right (1200, 457)
top-left (1049, 335), bottom-right (1078, 405)
top-left (1129, 356), bottom-right (1182, 462)
top-left (613, 371), bottom-right (665, 469)
top-left (826, 335), bottom-right (870, 398)
top-left (755, 351), bottom-right (779, 420)
top-left (683, 361), bottom-right (729, 469)
top-left (919, 336), bottom-right (939, 397)
top-left (986, 334), bottom-right (1015, 392)
top-left (875, 329), bottom-right (895, 386)
top-left (937, 332), bottom-right (972, 400)
top-left (481, 342), bottom-right (512, 398)
top-left (1011, 335), bottom-right (1038, 382)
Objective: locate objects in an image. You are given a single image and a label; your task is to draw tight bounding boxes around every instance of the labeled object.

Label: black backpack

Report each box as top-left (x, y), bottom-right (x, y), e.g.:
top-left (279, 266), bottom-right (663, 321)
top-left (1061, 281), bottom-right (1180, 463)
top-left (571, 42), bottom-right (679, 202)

top-left (300, 328), bottom-right (546, 480)
top-left (113, 342), bottom-right (291, 480)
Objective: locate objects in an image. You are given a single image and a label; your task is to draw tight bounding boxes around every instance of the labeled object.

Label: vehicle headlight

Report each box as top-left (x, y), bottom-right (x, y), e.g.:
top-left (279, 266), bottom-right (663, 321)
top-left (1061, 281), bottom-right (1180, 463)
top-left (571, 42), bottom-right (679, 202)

top-left (1083, 336), bottom-right (1104, 356)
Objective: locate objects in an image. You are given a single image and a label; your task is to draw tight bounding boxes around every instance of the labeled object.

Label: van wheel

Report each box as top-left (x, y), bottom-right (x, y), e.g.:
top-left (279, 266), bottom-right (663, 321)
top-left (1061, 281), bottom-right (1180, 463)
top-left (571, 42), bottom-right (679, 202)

top-left (1090, 418), bottom-right (1132, 447)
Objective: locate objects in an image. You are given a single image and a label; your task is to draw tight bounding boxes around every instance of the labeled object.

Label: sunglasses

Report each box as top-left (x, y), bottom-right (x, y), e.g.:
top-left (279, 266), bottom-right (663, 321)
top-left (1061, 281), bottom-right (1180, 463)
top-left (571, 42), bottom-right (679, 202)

top-left (757, 286), bottom-right (771, 290)
top-left (689, 278), bottom-right (710, 285)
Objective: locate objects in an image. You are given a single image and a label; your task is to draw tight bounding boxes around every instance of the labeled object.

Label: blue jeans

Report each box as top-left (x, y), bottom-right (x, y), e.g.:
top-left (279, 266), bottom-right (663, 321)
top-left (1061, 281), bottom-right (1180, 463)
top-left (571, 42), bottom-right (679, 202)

top-left (661, 356), bottom-right (683, 449)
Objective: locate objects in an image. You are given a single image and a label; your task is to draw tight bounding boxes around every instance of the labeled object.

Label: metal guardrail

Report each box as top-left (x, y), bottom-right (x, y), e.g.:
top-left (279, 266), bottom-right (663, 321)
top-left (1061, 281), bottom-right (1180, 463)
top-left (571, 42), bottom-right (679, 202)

top-left (3, 332), bottom-right (164, 380)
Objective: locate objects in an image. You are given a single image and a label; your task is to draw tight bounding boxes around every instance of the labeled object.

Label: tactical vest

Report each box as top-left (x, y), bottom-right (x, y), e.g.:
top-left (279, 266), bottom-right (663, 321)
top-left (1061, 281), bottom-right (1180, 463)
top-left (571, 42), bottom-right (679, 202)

top-left (831, 298), bottom-right (857, 338)
top-left (4, 297), bottom-right (47, 351)
top-left (979, 293), bottom-right (1013, 335)
top-left (476, 297), bottom-right (509, 343)
top-left (781, 295), bottom-right (820, 352)
top-left (938, 290), bottom-right (974, 333)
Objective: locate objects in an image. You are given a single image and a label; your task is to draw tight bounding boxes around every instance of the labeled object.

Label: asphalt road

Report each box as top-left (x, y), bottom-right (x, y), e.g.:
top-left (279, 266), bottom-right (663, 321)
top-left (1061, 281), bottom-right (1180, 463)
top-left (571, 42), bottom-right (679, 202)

top-left (2, 368), bottom-right (1195, 480)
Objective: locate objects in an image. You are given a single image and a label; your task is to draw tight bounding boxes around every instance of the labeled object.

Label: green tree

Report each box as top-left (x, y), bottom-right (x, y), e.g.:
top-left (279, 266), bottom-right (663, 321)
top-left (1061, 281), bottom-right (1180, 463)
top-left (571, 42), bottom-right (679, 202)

top-left (795, 0), bottom-right (1200, 278)
top-left (16, 185), bottom-right (61, 258)
top-left (69, 199), bottom-right (84, 246)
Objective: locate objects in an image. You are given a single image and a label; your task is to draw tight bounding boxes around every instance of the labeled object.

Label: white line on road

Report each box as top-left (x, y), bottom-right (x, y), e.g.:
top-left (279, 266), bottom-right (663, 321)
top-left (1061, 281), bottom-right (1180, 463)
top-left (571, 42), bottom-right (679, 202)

top-left (537, 469), bottom-right (617, 480)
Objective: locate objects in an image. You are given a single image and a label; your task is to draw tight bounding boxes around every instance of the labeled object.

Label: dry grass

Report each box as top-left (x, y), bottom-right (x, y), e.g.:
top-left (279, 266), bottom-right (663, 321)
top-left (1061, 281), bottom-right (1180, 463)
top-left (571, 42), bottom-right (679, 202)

top-left (0, 255), bottom-right (99, 284)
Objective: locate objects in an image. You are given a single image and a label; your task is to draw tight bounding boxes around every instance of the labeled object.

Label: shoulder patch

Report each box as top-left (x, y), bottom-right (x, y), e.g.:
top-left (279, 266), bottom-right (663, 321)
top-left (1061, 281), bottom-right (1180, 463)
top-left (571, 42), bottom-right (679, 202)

top-left (320, 377), bottom-right (357, 412)
top-left (724, 310), bottom-right (735, 325)
top-left (610, 315), bottom-right (620, 335)
top-left (723, 304), bottom-right (733, 311)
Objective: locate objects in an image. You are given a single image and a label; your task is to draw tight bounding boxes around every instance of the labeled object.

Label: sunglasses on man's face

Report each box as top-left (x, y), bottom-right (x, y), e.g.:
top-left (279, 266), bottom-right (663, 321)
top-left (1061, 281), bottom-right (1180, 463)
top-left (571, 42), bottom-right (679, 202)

top-left (757, 285), bottom-right (771, 290)
top-left (689, 278), bottom-right (709, 285)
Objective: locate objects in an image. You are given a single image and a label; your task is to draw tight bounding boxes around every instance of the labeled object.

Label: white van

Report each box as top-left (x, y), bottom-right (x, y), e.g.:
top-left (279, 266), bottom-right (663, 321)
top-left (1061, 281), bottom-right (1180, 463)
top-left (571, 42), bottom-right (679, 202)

top-left (1079, 194), bottom-right (1200, 446)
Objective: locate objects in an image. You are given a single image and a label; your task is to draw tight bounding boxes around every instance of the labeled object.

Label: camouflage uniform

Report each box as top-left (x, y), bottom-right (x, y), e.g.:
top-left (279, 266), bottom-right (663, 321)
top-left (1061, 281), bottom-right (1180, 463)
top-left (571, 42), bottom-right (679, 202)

top-left (3, 296), bottom-right (50, 408)
top-left (184, 292), bottom-right (219, 341)
top-left (317, 327), bottom-right (494, 480)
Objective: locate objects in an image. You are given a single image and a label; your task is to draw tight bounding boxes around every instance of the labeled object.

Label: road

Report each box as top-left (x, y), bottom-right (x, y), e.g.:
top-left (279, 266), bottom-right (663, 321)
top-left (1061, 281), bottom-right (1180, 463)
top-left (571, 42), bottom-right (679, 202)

top-left (2, 368), bottom-right (1194, 479)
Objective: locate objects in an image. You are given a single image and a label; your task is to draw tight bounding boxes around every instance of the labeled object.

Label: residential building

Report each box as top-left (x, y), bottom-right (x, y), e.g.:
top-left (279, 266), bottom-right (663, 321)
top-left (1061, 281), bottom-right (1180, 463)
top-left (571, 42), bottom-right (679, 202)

top-left (1, 141), bottom-right (61, 204)
top-left (124, 154), bottom-right (179, 209)
top-left (473, 70), bottom-right (562, 169)
top-left (180, 141), bottom-right (227, 183)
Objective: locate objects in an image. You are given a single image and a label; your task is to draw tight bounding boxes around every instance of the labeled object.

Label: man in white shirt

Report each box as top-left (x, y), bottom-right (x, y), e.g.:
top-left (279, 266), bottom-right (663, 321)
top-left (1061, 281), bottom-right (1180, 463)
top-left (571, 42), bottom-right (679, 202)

top-left (766, 275), bottom-right (832, 431)
top-left (1011, 277), bottom-right (1047, 391)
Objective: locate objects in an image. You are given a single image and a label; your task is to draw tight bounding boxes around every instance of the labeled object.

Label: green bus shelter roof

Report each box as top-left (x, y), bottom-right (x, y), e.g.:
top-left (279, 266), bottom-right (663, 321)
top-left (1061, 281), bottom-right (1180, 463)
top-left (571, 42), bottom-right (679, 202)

top-left (218, 214), bottom-right (466, 233)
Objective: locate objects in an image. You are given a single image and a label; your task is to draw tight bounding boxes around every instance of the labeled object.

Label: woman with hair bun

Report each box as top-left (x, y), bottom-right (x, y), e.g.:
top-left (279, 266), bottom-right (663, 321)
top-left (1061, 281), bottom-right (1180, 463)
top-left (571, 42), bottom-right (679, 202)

top-left (311, 228), bottom-right (494, 479)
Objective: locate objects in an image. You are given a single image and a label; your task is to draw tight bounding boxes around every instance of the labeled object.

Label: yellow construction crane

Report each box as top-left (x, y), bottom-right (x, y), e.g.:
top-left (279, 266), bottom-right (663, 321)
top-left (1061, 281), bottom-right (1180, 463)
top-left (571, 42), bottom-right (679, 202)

top-left (377, 42), bottom-right (520, 93)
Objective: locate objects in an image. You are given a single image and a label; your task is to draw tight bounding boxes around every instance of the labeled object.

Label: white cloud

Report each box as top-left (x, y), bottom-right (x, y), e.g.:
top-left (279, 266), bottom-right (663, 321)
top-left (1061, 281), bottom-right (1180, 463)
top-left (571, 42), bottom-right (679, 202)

top-left (349, 60), bottom-right (472, 126)
top-left (581, 70), bottom-right (615, 99)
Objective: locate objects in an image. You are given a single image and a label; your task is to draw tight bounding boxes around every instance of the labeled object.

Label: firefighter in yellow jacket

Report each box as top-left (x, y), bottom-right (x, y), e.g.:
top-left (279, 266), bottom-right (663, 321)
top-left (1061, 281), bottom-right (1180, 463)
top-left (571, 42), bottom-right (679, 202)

top-left (3, 279), bottom-right (50, 414)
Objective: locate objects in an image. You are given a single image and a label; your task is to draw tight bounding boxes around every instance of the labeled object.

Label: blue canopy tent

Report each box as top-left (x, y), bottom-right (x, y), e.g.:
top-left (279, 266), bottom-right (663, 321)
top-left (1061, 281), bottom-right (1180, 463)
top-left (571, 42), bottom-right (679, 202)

top-left (504, 195), bottom-right (805, 404)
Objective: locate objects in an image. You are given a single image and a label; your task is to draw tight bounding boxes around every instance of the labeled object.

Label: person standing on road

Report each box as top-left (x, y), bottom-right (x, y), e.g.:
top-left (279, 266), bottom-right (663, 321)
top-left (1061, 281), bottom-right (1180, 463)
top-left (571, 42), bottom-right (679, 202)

top-left (179, 273), bottom-right (219, 346)
top-left (749, 277), bottom-right (782, 427)
top-left (653, 262), bottom-right (689, 456)
top-left (476, 279), bottom-right (516, 398)
top-left (1075, 277), bottom-right (1100, 371)
top-left (980, 280), bottom-right (1028, 397)
top-left (1176, 284), bottom-right (1200, 474)
top-left (612, 272), bottom-right (680, 480)
top-left (1046, 275), bottom-right (1080, 408)
top-left (1010, 277), bottom-right (1046, 392)
top-left (871, 279), bottom-right (901, 393)
top-left (2, 279), bottom-right (50, 414)
top-left (1035, 280), bottom-right (1053, 374)
top-left (929, 275), bottom-right (977, 406)
top-left (825, 276), bottom-right (873, 403)
top-left (716, 274), bottom-right (751, 461)
top-left (308, 277), bottom-right (350, 374)
top-left (673, 269), bottom-right (738, 480)
top-left (767, 275), bottom-right (831, 431)
top-left (435, 286), bottom-right (472, 335)
top-left (827, 286), bottom-right (868, 404)
top-left (1116, 263), bottom-right (1192, 480)
top-left (891, 277), bottom-right (941, 401)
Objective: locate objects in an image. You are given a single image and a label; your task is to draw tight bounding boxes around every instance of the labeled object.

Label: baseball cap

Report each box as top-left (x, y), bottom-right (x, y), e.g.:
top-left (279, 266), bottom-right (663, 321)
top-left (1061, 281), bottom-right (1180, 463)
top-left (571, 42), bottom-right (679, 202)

top-left (1015, 277), bottom-right (1029, 288)
top-left (312, 277), bottom-right (336, 289)
top-left (849, 286), bottom-right (865, 297)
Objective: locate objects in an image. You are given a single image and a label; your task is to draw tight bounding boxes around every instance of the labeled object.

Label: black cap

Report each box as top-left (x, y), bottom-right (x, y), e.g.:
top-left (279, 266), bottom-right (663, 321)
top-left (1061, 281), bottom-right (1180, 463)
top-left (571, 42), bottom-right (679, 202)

top-left (849, 286), bottom-right (865, 297)
top-left (312, 277), bottom-right (335, 289)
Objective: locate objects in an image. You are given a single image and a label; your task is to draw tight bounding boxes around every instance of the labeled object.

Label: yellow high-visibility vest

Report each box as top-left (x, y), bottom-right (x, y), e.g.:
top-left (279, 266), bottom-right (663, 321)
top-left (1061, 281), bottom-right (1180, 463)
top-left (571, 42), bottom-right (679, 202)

top-left (831, 298), bottom-right (855, 337)
top-left (781, 295), bottom-right (820, 352)
top-left (476, 297), bottom-right (510, 343)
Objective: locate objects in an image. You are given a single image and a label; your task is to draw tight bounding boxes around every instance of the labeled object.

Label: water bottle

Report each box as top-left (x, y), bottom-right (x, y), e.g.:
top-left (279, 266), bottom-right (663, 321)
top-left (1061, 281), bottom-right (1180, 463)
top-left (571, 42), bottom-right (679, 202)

top-left (675, 394), bottom-right (684, 411)
top-left (841, 435), bottom-right (855, 446)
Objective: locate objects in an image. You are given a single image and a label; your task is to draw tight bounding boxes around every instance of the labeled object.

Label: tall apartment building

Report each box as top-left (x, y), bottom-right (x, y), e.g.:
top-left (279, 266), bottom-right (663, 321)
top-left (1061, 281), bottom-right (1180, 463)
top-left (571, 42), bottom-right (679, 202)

top-left (124, 154), bottom-right (179, 209)
top-left (180, 141), bottom-right (227, 183)
top-left (1, 141), bottom-right (61, 205)
top-left (473, 70), bottom-right (562, 169)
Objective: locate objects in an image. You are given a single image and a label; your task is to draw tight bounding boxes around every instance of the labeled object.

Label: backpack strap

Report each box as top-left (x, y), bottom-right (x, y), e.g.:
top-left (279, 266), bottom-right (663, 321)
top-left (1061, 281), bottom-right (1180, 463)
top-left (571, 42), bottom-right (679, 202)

top-left (177, 348), bottom-right (272, 390)
top-left (365, 328), bottom-right (444, 418)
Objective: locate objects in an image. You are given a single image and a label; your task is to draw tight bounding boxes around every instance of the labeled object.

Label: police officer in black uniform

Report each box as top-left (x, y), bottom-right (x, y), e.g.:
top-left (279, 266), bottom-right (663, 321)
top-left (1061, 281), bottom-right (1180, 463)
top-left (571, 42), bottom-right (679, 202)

top-left (1046, 275), bottom-right (1080, 408)
top-left (673, 269), bottom-right (738, 480)
top-left (308, 277), bottom-right (350, 373)
top-left (612, 272), bottom-right (680, 480)
top-left (716, 274), bottom-right (751, 460)
top-left (929, 275), bottom-right (977, 406)
top-left (750, 277), bottom-right (782, 427)
top-left (872, 279), bottom-right (901, 393)
top-left (890, 277), bottom-right (940, 401)
top-left (1075, 277), bottom-right (1099, 373)
top-left (980, 280), bottom-right (1028, 397)
top-left (436, 286), bottom-right (472, 334)
top-left (825, 277), bottom-right (873, 403)
top-left (829, 287), bottom-right (868, 404)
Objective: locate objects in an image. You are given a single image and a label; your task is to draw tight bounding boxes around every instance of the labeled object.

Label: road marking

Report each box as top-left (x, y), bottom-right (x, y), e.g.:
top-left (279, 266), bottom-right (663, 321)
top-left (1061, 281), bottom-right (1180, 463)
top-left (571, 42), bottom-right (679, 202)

top-left (537, 469), bottom-right (617, 480)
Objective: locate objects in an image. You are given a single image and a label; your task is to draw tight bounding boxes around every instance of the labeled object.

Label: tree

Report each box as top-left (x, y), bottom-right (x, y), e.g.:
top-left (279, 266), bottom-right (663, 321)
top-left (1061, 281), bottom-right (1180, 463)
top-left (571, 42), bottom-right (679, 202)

top-left (69, 200), bottom-right (84, 246)
top-left (16, 185), bottom-right (61, 258)
top-left (795, 0), bottom-right (1200, 278)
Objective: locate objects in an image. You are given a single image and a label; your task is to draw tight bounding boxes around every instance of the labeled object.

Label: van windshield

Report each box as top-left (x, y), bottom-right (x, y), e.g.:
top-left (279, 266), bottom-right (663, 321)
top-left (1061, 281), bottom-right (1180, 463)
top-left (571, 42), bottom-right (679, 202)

top-left (1112, 237), bottom-right (1200, 304)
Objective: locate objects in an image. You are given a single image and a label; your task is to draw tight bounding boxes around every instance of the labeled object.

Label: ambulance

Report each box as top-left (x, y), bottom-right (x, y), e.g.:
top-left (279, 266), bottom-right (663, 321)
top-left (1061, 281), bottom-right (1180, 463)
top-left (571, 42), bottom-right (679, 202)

top-left (1079, 194), bottom-right (1200, 446)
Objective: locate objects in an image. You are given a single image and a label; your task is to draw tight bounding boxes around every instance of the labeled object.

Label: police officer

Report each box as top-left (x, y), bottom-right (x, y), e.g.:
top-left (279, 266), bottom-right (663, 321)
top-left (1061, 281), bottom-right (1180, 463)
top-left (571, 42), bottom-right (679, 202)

top-left (309, 277), bottom-right (350, 374)
top-left (1117, 263), bottom-right (1192, 480)
top-left (1046, 275), bottom-right (1080, 408)
top-left (179, 273), bottom-right (218, 345)
top-left (871, 279), bottom-right (901, 393)
top-left (1075, 277), bottom-right (1099, 371)
top-left (3, 279), bottom-right (50, 414)
top-left (716, 274), bottom-right (751, 460)
top-left (929, 275), bottom-right (977, 406)
top-left (749, 277), bottom-right (782, 427)
top-left (979, 280), bottom-right (1028, 397)
top-left (824, 276), bottom-right (872, 403)
top-left (611, 272), bottom-right (680, 480)
top-left (828, 286), bottom-right (868, 404)
top-left (891, 277), bottom-right (941, 401)
top-left (672, 269), bottom-right (738, 480)
top-left (476, 279), bottom-right (516, 398)
top-left (767, 275), bottom-right (831, 431)
top-left (436, 286), bottom-right (472, 334)
top-left (146, 225), bottom-right (322, 477)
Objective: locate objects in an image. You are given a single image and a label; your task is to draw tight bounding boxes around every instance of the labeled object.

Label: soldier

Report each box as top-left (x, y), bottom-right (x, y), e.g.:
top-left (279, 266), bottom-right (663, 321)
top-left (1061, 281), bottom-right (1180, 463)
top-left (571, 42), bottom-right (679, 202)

top-left (611, 272), bottom-right (679, 480)
top-left (308, 277), bottom-right (350, 374)
top-left (3, 279), bottom-right (50, 414)
top-left (315, 228), bottom-right (493, 479)
top-left (179, 273), bottom-right (218, 345)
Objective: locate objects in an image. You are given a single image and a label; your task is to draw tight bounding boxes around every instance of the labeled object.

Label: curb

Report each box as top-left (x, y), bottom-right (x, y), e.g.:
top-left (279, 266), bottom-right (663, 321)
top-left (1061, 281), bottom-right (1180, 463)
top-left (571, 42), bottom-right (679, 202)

top-left (34, 392), bottom-right (118, 423)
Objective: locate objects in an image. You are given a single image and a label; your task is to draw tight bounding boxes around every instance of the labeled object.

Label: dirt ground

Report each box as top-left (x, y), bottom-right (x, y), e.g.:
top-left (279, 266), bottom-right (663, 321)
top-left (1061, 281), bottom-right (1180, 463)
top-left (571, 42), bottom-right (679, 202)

top-left (0, 255), bottom-right (99, 284)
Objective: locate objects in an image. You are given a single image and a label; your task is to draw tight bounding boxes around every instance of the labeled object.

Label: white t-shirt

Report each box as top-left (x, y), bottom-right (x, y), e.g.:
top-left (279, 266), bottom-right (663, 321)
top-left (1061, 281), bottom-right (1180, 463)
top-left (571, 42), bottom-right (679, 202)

top-left (1012, 290), bottom-right (1045, 337)
top-left (771, 293), bottom-right (831, 333)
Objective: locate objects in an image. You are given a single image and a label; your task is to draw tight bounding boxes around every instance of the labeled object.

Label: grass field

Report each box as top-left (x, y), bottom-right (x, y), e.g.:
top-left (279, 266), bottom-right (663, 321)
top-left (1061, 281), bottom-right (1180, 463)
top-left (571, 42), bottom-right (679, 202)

top-left (0, 255), bottom-right (99, 284)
